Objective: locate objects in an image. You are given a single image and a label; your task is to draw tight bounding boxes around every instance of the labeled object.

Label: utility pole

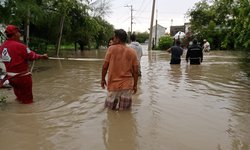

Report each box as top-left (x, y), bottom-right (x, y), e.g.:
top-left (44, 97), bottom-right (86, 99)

top-left (148, 0), bottom-right (156, 51)
top-left (154, 9), bottom-right (158, 49)
top-left (125, 5), bottom-right (134, 33)
top-left (155, 19), bottom-right (158, 49)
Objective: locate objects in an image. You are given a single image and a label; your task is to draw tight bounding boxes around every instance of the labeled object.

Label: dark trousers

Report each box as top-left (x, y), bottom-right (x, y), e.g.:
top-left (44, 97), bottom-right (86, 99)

top-left (170, 59), bottom-right (181, 64)
top-left (190, 59), bottom-right (201, 65)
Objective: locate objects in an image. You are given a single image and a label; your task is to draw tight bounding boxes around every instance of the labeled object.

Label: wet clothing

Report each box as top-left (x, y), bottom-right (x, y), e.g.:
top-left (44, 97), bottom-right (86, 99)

top-left (105, 90), bottom-right (132, 110)
top-left (103, 43), bottom-right (138, 110)
top-left (0, 39), bottom-right (42, 103)
top-left (104, 44), bottom-right (138, 91)
top-left (169, 45), bottom-right (183, 64)
top-left (9, 74), bottom-right (33, 104)
top-left (129, 41), bottom-right (143, 76)
top-left (186, 44), bottom-right (203, 65)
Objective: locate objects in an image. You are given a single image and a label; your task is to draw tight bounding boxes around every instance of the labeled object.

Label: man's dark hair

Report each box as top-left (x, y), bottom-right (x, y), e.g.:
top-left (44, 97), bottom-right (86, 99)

top-left (176, 40), bottom-right (181, 46)
top-left (114, 29), bottom-right (127, 43)
top-left (193, 39), bottom-right (198, 45)
top-left (130, 34), bottom-right (136, 42)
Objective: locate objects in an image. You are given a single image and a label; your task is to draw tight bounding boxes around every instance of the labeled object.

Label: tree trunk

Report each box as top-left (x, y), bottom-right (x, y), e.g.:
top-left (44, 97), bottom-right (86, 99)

top-left (56, 14), bottom-right (65, 57)
top-left (26, 8), bottom-right (30, 46)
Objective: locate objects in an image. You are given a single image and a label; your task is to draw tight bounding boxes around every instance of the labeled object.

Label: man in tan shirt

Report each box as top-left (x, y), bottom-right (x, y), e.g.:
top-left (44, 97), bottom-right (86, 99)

top-left (101, 29), bottom-right (138, 110)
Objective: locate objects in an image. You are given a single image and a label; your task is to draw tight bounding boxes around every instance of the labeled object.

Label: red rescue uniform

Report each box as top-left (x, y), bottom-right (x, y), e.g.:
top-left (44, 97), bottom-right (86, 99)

top-left (0, 39), bottom-right (43, 104)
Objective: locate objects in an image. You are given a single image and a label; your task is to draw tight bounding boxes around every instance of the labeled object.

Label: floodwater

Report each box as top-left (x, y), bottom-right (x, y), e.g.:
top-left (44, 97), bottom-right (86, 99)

top-left (0, 45), bottom-right (250, 150)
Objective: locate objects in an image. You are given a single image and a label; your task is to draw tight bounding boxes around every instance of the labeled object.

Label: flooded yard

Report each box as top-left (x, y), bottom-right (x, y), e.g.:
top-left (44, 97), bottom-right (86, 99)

top-left (0, 46), bottom-right (250, 150)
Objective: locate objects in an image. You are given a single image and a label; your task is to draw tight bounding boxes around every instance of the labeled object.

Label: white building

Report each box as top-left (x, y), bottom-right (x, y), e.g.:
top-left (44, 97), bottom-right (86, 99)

top-left (152, 23), bottom-right (167, 47)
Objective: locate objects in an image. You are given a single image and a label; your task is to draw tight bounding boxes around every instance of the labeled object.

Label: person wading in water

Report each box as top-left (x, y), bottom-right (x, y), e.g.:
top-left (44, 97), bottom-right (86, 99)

top-left (101, 29), bottom-right (138, 110)
top-left (0, 25), bottom-right (48, 104)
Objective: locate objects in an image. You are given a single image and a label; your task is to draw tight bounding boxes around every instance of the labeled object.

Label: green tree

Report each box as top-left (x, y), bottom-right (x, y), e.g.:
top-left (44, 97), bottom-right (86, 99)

top-left (157, 35), bottom-right (172, 50)
top-left (0, 0), bottom-right (114, 52)
top-left (93, 16), bottom-right (114, 49)
top-left (187, 0), bottom-right (250, 50)
top-left (136, 32), bottom-right (149, 43)
top-left (233, 0), bottom-right (250, 49)
top-left (0, 0), bottom-right (44, 44)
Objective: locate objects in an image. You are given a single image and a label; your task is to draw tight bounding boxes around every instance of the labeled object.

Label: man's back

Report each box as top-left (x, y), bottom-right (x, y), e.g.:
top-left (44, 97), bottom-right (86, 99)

top-left (169, 45), bottom-right (183, 64)
top-left (105, 44), bottom-right (138, 90)
top-left (171, 45), bottom-right (183, 59)
top-left (186, 44), bottom-right (203, 64)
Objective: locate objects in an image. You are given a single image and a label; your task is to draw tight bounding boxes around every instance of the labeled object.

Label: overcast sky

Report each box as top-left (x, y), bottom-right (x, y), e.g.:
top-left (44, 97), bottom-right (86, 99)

top-left (105, 0), bottom-right (201, 33)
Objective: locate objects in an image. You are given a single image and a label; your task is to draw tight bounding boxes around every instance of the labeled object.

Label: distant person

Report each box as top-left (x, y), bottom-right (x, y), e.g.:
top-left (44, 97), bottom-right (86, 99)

top-left (0, 25), bottom-right (48, 104)
top-left (202, 39), bottom-right (210, 52)
top-left (186, 39), bottom-right (203, 65)
top-left (129, 34), bottom-right (143, 76)
top-left (101, 29), bottom-right (138, 110)
top-left (166, 40), bottom-right (183, 64)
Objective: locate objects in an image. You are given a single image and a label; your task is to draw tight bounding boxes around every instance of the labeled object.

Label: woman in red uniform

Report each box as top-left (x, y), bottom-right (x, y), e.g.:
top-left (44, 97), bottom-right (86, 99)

top-left (0, 25), bottom-right (48, 104)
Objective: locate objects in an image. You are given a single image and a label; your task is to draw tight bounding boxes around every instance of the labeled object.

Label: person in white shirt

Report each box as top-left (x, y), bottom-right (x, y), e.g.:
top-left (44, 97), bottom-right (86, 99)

top-left (129, 34), bottom-right (143, 76)
top-left (203, 39), bottom-right (210, 52)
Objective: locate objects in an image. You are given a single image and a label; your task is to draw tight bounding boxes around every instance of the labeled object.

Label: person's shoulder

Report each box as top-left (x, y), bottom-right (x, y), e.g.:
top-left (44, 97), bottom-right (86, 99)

top-left (6, 39), bottom-right (26, 47)
top-left (127, 46), bottom-right (137, 54)
top-left (126, 45), bottom-right (135, 51)
top-left (108, 44), bottom-right (120, 51)
top-left (13, 40), bottom-right (26, 46)
top-left (179, 46), bottom-right (184, 50)
top-left (131, 41), bottom-right (142, 46)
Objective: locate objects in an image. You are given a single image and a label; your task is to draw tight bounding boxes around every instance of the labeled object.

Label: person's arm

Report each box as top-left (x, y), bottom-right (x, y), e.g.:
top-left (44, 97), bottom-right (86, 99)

top-left (200, 48), bottom-right (203, 62)
top-left (186, 48), bottom-right (190, 62)
top-left (101, 48), bottom-right (112, 89)
top-left (101, 61), bottom-right (109, 89)
top-left (132, 63), bottom-right (138, 94)
top-left (166, 47), bottom-right (171, 53)
top-left (180, 47), bottom-right (183, 56)
top-left (19, 44), bottom-right (48, 61)
top-left (131, 51), bottom-right (139, 94)
top-left (26, 47), bottom-right (48, 60)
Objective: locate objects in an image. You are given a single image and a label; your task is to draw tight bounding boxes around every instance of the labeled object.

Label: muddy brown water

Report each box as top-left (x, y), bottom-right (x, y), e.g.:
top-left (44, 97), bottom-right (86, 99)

top-left (0, 46), bottom-right (250, 150)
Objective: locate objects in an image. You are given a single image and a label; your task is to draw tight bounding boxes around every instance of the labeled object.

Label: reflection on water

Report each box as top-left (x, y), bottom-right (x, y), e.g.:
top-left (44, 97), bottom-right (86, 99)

top-left (0, 48), bottom-right (250, 150)
top-left (103, 110), bottom-right (138, 150)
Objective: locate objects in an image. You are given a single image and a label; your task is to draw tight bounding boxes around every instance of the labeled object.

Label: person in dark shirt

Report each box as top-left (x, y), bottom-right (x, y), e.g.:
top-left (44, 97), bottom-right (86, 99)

top-left (167, 40), bottom-right (183, 64)
top-left (186, 39), bottom-right (203, 65)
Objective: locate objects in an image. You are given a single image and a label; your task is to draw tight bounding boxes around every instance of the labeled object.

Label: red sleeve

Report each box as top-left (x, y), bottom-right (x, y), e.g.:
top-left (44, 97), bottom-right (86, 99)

top-left (18, 43), bottom-right (41, 61)
top-left (27, 49), bottom-right (42, 61)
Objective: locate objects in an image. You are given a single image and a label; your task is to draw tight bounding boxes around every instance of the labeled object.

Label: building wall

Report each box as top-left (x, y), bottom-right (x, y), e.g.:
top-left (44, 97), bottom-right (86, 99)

top-left (152, 24), bottom-right (166, 46)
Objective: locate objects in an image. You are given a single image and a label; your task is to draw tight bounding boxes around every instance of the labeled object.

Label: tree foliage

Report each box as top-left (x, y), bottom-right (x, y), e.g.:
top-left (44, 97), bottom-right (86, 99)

top-left (187, 0), bottom-right (250, 51)
top-left (0, 0), bottom-right (115, 51)
top-left (136, 32), bottom-right (149, 43)
top-left (157, 35), bottom-right (172, 50)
